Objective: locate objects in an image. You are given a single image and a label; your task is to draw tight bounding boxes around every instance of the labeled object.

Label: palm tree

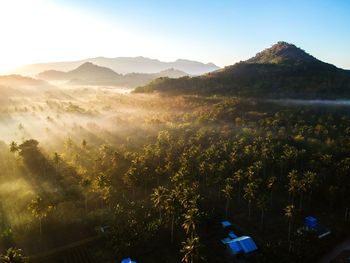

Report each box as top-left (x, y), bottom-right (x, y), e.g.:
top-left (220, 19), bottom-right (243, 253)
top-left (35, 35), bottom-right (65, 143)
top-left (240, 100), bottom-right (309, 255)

top-left (282, 145), bottom-right (298, 173)
top-left (0, 247), bottom-right (27, 263)
top-left (284, 204), bottom-right (295, 250)
top-left (182, 206), bottom-right (200, 238)
top-left (151, 186), bottom-right (168, 221)
top-left (165, 190), bottom-right (178, 244)
top-left (180, 236), bottom-right (202, 263)
top-left (267, 176), bottom-right (277, 207)
top-left (94, 172), bottom-right (112, 209)
top-left (9, 141), bottom-right (19, 154)
top-left (222, 178), bottom-right (234, 218)
top-left (243, 181), bottom-right (259, 220)
top-left (287, 170), bottom-right (298, 205)
top-left (303, 171), bottom-right (316, 204)
top-left (81, 139), bottom-right (87, 149)
top-left (297, 178), bottom-right (307, 211)
top-left (52, 152), bottom-right (60, 177)
top-left (257, 194), bottom-right (268, 229)
top-left (28, 196), bottom-right (53, 235)
top-left (233, 169), bottom-right (244, 204)
top-left (9, 141), bottom-right (19, 177)
top-left (80, 177), bottom-right (91, 213)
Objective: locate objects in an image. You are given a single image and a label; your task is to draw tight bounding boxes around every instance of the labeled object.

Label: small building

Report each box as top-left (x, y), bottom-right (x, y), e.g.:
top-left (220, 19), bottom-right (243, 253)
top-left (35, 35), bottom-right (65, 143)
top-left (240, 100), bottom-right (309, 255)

top-left (221, 237), bottom-right (233, 245)
top-left (303, 216), bottom-right (331, 239)
top-left (226, 236), bottom-right (258, 255)
top-left (305, 216), bottom-right (318, 229)
top-left (220, 220), bottom-right (258, 257)
top-left (221, 220), bottom-right (232, 228)
top-left (228, 231), bottom-right (238, 239)
top-left (227, 239), bottom-right (243, 255)
top-left (121, 258), bottom-right (136, 263)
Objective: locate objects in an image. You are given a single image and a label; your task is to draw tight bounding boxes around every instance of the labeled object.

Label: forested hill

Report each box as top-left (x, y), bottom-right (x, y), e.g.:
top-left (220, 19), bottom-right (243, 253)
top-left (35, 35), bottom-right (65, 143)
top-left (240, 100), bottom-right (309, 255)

top-left (134, 42), bottom-right (350, 98)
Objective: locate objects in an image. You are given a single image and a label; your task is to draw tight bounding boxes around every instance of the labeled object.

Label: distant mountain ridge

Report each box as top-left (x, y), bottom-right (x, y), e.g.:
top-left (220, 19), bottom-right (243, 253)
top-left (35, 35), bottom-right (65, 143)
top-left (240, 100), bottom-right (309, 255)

top-left (38, 62), bottom-right (189, 88)
top-left (12, 57), bottom-right (219, 76)
top-left (135, 42), bottom-right (350, 99)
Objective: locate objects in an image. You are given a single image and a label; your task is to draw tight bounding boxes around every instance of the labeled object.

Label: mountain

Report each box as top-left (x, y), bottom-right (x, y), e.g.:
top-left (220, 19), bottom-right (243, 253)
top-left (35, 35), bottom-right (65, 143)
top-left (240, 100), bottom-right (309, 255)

top-left (246, 41), bottom-right (318, 64)
top-left (38, 62), bottom-right (123, 85)
top-left (0, 74), bottom-right (49, 87)
top-left (12, 57), bottom-right (219, 76)
top-left (0, 74), bottom-right (65, 103)
top-left (38, 62), bottom-right (189, 88)
top-left (134, 42), bottom-right (350, 99)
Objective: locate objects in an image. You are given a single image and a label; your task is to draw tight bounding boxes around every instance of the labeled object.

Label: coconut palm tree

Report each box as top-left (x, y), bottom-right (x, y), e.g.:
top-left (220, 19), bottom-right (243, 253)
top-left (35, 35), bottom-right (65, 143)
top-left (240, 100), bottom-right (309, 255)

top-left (287, 170), bottom-right (299, 205)
top-left (297, 178), bottom-right (307, 211)
top-left (267, 176), bottom-right (277, 207)
top-left (9, 141), bottom-right (19, 177)
top-left (81, 139), bottom-right (87, 149)
top-left (151, 186), bottom-right (169, 221)
top-left (165, 189), bottom-right (178, 244)
top-left (243, 180), bottom-right (259, 220)
top-left (233, 169), bottom-right (244, 204)
top-left (303, 171), bottom-right (317, 204)
top-left (9, 142), bottom-right (19, 154)
top-left (52, 152), bottom-right (60, 177)
top-left (182, 206), bottom-right (200, 238)
top-left (180, 235), bottom-right (202, 263)
top-left (257, 194), bottom-right (268, 229)
top-left (284, 204), bottom-right (295, 250)
top-left (222, 178), bottom-right (234, 218)
top-left (28, 196), bottom-right (53, 235)
top-left (0, 247), bottom-right (27, 263)
top-left (80, 177), bottom-right (91, 213)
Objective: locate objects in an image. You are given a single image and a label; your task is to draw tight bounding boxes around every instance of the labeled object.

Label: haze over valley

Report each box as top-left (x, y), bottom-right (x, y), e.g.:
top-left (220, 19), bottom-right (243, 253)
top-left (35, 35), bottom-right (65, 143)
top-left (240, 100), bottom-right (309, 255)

top-left (0, 1), bottom-right (350, 263)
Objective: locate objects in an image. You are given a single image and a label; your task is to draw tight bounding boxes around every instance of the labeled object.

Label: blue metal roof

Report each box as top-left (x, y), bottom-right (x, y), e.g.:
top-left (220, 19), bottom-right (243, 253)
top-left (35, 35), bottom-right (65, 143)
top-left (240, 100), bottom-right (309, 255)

top-left (221, 237), bottom-right (232, 244)
top-left (305, 216), bottom-right (318, 228)
top-left (121, 258), bottom-right (136, 263)
top-left (227, 240), bottom-right (242, 254)
top-left (239, 236), bottom-right (257, 254)
top-left (221, 221), bottom-right (232, 228)
top-left (230, 236), bottom-right (258, 254)
top-left (315, 225), bottom-right (331, 239)
top-left (228, 231), bottom-right (237, 239)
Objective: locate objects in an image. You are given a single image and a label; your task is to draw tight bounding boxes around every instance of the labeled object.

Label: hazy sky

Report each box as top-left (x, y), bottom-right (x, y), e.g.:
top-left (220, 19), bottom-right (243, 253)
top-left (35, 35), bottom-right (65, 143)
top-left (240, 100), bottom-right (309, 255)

top-left (0, 0), bottom-right (349, 72)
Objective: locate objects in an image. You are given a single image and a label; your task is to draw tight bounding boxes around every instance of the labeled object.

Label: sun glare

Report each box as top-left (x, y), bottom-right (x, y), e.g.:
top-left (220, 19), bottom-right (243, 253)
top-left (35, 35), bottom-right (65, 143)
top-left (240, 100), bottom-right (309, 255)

top-left (0, 0), bottom-right (149, 74)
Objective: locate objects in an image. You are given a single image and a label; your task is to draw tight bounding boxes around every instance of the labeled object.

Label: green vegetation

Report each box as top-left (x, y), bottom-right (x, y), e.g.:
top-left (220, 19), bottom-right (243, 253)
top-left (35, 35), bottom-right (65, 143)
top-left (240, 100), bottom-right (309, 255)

top-left (0, 248), bottom-right (28, 263)
top-left (0, 87), bottom-right (350, 262)
top-left (134, 42), bottom-right (350, 98)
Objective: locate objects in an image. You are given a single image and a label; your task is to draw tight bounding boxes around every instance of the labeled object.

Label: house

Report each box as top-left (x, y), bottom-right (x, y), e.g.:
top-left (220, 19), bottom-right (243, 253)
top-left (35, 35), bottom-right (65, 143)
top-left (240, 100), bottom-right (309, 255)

top-left (220, 220), bottom-right (258, 257)
top-left (221, 220), bottom-right (232, 228)
top-left (304, 216), bottom-right (331, 239)
top-left (227, 236), bottom-right (258, 255)
top-left (121, 258), bottom-right (136, 263)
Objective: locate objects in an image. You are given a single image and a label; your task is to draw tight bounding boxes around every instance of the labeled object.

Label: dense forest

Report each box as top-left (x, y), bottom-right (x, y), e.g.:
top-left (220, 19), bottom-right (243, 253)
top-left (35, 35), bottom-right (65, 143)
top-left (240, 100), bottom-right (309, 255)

top-left (0, 87), bottom-right (349, 262)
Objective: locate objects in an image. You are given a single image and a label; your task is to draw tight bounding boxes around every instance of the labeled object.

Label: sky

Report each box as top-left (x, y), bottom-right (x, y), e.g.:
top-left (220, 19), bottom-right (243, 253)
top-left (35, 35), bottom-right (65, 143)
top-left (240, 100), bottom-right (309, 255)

top-left (0, 0), bottom-right (349, 73)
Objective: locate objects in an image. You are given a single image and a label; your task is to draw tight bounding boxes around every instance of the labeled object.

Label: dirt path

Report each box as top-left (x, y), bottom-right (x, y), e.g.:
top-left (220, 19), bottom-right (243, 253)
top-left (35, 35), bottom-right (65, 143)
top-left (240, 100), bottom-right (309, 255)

top-left (318, 238), bottom-right (350, 263)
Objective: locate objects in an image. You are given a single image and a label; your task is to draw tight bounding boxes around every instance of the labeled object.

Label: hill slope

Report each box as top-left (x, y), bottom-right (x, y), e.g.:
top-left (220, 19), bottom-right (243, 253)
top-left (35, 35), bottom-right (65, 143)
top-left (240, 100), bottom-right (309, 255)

top-left (0, 74), bottom-right (70, 104)
top-left (38, 62), bottom-right (189, 88)
top-left (12, 57), bottom-right (219, 76)
top-left (135, 42), bottom-right (350, 98)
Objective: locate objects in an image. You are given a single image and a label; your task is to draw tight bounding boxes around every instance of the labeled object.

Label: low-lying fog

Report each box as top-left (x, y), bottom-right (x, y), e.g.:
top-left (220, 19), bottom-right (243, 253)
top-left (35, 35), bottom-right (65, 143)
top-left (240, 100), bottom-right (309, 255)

top-left (0, 83), bottom-right (159, 145)
top-left (270, 99), bottom-right (350, 106)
